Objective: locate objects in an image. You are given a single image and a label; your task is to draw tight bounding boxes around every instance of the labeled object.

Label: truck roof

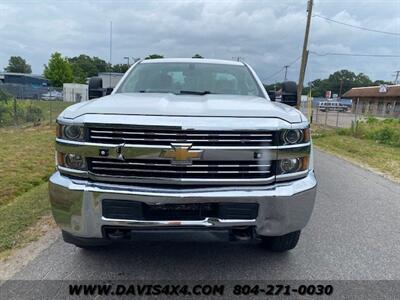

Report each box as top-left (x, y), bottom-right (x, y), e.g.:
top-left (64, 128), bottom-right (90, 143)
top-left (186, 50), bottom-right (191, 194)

top-left (140, 58), bottom-right (244, 66)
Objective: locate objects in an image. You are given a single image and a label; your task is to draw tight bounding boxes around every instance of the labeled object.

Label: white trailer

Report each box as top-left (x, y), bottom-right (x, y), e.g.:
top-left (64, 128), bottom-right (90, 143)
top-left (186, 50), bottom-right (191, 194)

top-left (63, 83), bottom-right (88, 102)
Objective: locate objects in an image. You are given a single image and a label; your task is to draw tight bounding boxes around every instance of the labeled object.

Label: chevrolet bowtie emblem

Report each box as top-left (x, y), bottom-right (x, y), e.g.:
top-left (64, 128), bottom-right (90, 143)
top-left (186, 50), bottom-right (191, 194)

top-left (160, 143), bottom-right (203, 165)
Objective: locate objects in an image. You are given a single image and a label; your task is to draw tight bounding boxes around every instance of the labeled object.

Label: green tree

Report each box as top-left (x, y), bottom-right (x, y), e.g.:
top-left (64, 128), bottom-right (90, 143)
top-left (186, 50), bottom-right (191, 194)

top-left (68, 54), bottom-right (109, 83)
top-left (308, 69), bottom-right (374, 97)
top-left (192, 54), bottom-right (203, 58)
top-left (112, 64), bottom-right (130, 73)
top-left (145, 54), bottom-right (164, 60)
top-left (354, 73), bottom-right (373, 87)
top-left (263, 82), bottom-right (282, 92)
top-left (4, 56), bottom-right (32, 73)
top-left (373, 80), bottom-right (392, 85)
top-left (263, 70), bottom-right (384, 97)
top-left (43, 52), bottom-right (73, 87)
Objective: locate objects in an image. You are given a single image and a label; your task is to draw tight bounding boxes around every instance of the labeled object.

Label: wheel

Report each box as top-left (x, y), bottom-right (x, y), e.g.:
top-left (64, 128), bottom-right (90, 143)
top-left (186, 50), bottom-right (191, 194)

top-left (62, 230), bottom-right (110, 250)
top-left (259, 231), bottom-right (301, 252)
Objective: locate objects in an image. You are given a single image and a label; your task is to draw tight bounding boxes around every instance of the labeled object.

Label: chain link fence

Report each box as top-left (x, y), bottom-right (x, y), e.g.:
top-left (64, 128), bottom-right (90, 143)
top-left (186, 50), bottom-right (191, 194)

top-left (0, 84), bottom-right (71, 127)
top-left (300, 100), bottom-right (399, 129)
top-left (0, 83), bottom-right (63, 100)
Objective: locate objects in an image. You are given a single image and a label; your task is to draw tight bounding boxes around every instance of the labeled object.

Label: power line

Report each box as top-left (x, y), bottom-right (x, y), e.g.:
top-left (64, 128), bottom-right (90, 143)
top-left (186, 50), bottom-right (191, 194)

top-left (263, 55), bottom-right (301, 82)
top-left (287, 55), bottom-right (302, 68)
top-left (309, 51), bottom-right (400, 58)
top-left (313, 14), bottom-right (400, 36)
top-left (263, 67), bottom-right (285, 81)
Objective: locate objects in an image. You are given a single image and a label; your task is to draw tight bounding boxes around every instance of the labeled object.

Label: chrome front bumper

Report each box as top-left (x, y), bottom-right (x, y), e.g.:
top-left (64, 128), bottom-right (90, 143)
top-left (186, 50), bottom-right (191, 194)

top-left (49, 171), bottom-right (317, 238)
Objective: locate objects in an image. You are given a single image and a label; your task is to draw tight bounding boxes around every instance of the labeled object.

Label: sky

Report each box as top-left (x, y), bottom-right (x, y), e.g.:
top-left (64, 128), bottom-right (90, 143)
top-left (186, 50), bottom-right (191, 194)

top-left (0, 0), bottom-right (399, 84)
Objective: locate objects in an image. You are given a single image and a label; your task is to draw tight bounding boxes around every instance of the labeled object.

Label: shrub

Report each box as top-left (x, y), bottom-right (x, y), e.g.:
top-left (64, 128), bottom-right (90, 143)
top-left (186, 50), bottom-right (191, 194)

top-left (372, 127), bottom-right (394, 144)
top-left (0, 100), bottom-right (43, 126)
top-left (337, 128), bottom-right (351, 136)
top-left (356, 118), bottom-right (400, 147)
top-left (25, 106), bottom-right (43, 123)
top-left (0, 102), bottom-right (13, 126)
top-left (366, 116), bottom-right (379, 124)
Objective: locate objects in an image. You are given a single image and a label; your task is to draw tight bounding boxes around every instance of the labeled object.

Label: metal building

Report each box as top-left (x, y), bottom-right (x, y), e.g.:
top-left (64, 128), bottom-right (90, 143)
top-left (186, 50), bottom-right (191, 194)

top-left (0, 72), bottom-right (49, 99)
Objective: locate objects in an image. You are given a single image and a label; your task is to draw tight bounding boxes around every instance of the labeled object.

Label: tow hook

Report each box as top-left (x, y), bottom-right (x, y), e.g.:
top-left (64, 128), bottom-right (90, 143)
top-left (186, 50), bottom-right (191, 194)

top-left (229, 228), bottom-right (254, 241)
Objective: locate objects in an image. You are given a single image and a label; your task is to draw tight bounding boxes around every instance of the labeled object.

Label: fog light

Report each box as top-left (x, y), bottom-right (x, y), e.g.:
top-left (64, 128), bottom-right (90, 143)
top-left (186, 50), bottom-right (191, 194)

top-left (282, 129), bottom-right (303, 144)
top-left (65, 153), bottom-right (86, 170)
top-left (280, 158), bottom-right (300, 173)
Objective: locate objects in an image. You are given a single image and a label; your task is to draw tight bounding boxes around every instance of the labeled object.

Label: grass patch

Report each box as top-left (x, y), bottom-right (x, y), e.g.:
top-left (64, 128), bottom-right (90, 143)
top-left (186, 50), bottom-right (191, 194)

top-left (313, 126), bottom-right (400, 182)
top-left (0, 126), bottom-right (56, 206)
top-left (0, 125), bottom-right (59, 255)
top-left (0, 182), bottom-right (50, 253)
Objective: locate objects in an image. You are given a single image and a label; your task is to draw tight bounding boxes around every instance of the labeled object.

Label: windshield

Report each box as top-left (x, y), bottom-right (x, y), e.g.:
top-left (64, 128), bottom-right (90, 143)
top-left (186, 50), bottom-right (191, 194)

top-left (117, 62), bottom-right (263, 97)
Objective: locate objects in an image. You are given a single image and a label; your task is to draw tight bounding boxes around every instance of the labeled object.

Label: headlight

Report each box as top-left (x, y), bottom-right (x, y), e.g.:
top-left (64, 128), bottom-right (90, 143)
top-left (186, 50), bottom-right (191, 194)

top-left (64, 125), bottom-right (83, 140)
top-left (56, 123), bottom-right (84, 141)
top-left (282, 129), bottom-right (303, 144)
top-left (281, 128), bottom-right (310, 145)
top-left (64, 153), bottom-right (87, 170)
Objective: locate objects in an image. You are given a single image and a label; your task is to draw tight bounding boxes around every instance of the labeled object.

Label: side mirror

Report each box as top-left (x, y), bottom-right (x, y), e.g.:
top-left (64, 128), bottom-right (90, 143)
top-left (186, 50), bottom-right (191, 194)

top-left (268, 91), bottom-right (276, 101)
top-left (105, 87), bottom-right (113, 95)
top-left (280, 81), bottom-right (298, 107)
top-left (88, 77), bottom-right (104, 100)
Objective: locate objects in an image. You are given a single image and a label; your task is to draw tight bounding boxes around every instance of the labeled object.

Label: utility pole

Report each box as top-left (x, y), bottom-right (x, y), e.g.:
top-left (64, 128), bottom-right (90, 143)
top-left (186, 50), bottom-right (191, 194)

top-left (297, 0), bottom-right (313, 109)
top-left (394, 70), bottom-right (400, 84)
top-left (109, 21), bottom-right (113, 88)
top-left (339, 79), bottom-right (344, 98)
top-left (283, 65), bottom-right (289, 81)
top-left (124, 56), bottom-right (130, 66)
top-left (307, 81), bottom-right (312, 122)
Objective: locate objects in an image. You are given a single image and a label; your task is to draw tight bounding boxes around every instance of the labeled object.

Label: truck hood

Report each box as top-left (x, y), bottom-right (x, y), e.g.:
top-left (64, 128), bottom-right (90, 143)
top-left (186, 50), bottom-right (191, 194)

top-left (62, 93), bottom-right (302, 123)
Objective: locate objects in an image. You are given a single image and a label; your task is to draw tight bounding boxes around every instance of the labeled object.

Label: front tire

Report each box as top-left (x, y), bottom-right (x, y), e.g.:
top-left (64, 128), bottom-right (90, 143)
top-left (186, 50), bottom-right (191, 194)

top-left (260, 231), bottom-right (301, 252)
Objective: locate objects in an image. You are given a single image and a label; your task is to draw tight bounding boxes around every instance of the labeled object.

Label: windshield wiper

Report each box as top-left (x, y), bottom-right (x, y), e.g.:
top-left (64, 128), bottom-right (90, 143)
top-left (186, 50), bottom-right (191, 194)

top-left (177, 90), bottom-right (213, 95)
top-left (139, 90), bottom-right (171, 93)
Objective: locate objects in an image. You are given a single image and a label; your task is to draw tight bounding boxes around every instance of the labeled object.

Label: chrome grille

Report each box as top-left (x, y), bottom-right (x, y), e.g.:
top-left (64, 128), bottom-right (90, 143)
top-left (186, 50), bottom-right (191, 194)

top-left (88, 158), bottom-right (272, 180)
top-left (88, 127), bottom-right (275, 146)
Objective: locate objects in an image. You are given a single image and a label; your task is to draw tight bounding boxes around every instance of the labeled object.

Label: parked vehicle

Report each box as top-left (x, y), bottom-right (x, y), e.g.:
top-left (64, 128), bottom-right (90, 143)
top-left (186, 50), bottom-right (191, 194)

top-left (318, 101), bottom-right (348, 112)
top-left (41, 90), bottom-right (63, 100)
top-left (49, 58), bottom-right (317, 252)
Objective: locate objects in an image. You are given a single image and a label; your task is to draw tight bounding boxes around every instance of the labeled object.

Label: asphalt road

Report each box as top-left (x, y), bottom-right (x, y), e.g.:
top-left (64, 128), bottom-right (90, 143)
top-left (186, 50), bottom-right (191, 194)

top-left (2, 150), bottom-right (400, 298)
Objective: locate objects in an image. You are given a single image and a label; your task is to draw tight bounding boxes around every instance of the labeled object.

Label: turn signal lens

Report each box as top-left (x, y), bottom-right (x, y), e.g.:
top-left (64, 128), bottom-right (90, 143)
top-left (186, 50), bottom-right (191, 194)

top-left (56, 151), bottom-right (65, 166)
top-left (56, 124), bottom-right (62, 138)
top-left (303, 127), bottom-right (310, 143)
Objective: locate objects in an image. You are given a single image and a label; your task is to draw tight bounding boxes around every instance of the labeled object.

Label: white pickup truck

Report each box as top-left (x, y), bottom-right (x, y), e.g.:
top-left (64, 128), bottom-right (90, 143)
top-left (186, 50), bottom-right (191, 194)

top-left (49, 58), bottom-right (316, 252)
